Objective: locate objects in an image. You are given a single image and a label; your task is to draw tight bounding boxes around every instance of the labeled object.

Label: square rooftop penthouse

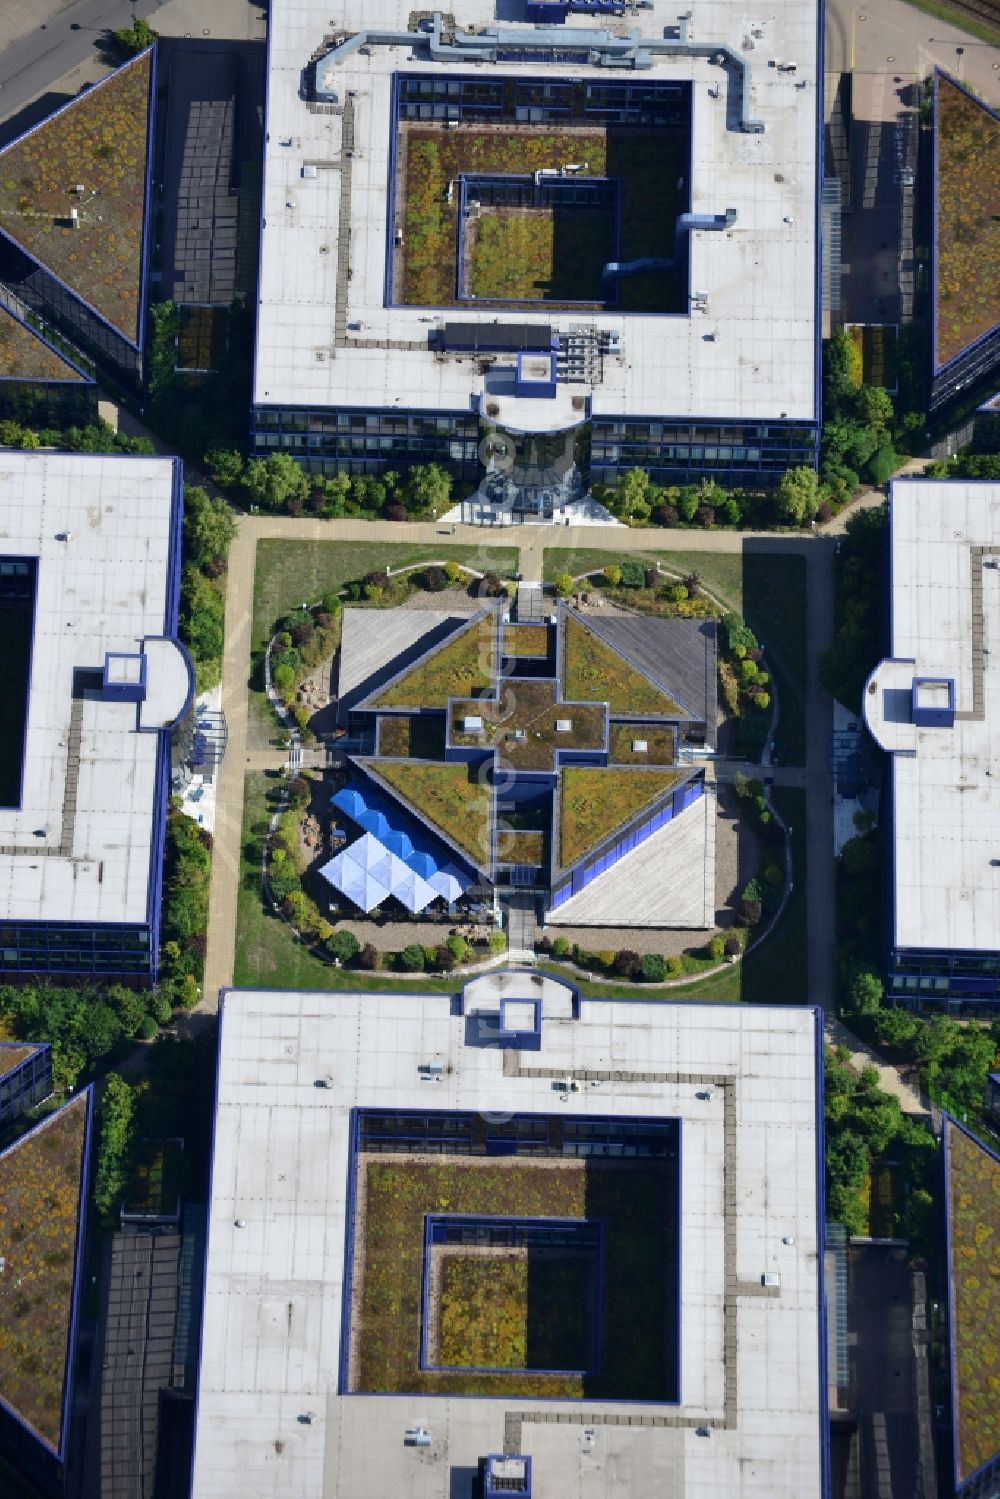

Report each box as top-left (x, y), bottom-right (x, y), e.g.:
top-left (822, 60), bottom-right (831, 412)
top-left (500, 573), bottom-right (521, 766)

top-left (863, 480), bottom-right (1000, 1009)
top-left (0, 453), bottom-right (190, 983)
top-left (191, 977), bottom-right (826, 1499)
top-left (254, 0), bottom-right (820, 446)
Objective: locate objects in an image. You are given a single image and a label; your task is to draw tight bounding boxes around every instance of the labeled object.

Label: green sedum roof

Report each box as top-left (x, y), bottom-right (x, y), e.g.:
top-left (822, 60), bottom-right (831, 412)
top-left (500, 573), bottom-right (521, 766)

top-left (0, 306), bottom-right (85, 381)
top-left (369, 612), bottom-right (496, 709)
top-left (362, 757), bottom-right (493, 869)
top-left (0, 1091), bottom-right (89, 1453)
top-left (945, 1118), bottom-right (1000, 1483)
top-left (0, 50), bottom-right (153, 343)
top-left (558, 766), bottom-right (686, 870)
top-left (561, 611), bottom-right (686, 717)
top-left (935, 75), bottom-right (1000, 369)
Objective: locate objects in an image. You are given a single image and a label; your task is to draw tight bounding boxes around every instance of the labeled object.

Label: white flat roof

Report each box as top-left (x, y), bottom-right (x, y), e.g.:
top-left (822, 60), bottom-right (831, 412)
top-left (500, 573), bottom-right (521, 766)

top-left (191, 984), bottom-right (823, 1499)
top-left (0, 453), bottom-right (188, 927)
top-left (864, 479), bottom-right (1000, 954)
top-left (255, 0), bottom-right (819, 426)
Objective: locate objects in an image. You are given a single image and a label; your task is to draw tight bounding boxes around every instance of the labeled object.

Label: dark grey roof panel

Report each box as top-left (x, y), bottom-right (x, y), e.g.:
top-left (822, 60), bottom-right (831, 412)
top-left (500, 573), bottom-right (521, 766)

top-left (583, 615), bottom-right (718, 740)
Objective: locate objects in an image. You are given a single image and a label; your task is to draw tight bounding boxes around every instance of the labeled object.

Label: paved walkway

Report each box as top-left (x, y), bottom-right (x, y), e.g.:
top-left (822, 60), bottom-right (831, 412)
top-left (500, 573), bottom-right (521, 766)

top-left (826, 1017), bottom-right (933, 1120)
top-left (201, 515), bottom-right (841, 1014)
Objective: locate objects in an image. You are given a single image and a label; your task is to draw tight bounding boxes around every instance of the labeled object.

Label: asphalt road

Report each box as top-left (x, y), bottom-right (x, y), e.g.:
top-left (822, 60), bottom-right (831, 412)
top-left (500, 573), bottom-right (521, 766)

top-left (0, 0), bottom-right (166, 125)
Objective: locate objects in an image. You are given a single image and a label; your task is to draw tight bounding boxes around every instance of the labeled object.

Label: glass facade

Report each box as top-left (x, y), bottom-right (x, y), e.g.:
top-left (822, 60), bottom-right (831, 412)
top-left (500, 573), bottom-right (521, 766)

top-left (591, 415), bottom-right (820, 488)
top-left (888, 948), bottom-right (1000, 1014)
top-left (0, 1044), bottom-right (52, 1123)
top-left (930, 325), bottom-right (1000, 412)
top-left (252, 404), bottom-right (482, 478)
top-left (0, 921), bottom-right (153, 981)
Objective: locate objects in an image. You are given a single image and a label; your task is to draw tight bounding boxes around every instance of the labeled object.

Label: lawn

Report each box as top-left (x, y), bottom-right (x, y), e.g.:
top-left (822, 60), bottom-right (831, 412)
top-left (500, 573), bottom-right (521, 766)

top-left (558, 766), bottom-right (685, 869)
top-left (251, 539), bottom-right (518, 647)
top-left (371, 613), bottom-right (496, 708)
top-left (901, 0), bottom-right (1000, 47)
top-left (0, 306), bottom-right (85, 381)
top-left (945, 1119), bottom-right (1000, 1483)
top-left (934, 75), bottom-right (1000, 367)
top-left (368, 758), bottom-right (493, 866)
top-left (399, 124), bottom-right (684, 310)
top-left (561, 611), bottom-right (685, 716)
top-left (546, 546), bottom-right (808, 764)
top-left (0, 51), bottom-right (152, 341)
top-left (352, 1154), bottom-right (673, 1398)
top-left (436, 1252), bottom-right (592, 1370)
top-left (0, 1092), bottom-right (89, 1452)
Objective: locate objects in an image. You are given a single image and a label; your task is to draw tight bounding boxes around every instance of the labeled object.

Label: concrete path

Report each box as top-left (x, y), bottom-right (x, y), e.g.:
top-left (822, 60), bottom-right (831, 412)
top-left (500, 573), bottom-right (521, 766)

top-left (201, 515), bottom-right (841, 1015)
top-left (825, 1016), bottom-right (932, 1119)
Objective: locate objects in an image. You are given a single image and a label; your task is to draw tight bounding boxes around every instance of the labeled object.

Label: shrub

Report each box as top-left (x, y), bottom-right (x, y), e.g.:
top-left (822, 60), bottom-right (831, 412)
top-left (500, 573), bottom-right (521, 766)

top-left (554, 573), bottom-right (574, 598)
top-left (603, 563), bottom-right (622, 588)
top-left (596, 948), bottom-right (617, 971)
top-left (618, 559), bottom-right (646, 588)
top-left (151, 990), bottom-right (174, 1025)
top-left (358, 943), bottom-right (380, 971)
top-left (434, 944), bottom-right (456, 972)
top-left (327, 929), bottom-right (360, 964)
top-left (763, 863), bottom-right (783, 888)
top-left (666, 955), bottom-right (683, 977)
top-left (551, 936), bottom-right (570, 958)
top-left (423, 565), bottom-right (448, 592)
top-left (488, 930), bottom-right (508, 955)
top-left (446, 933), bottom-right (468, 963)
top-left (724, 933), bottom-right (743, 956)
top-left (444, 560), bottom-right (462, 584)
top-left (423, 945), bottom-right (439, 968)
top-left (645, 567), bottom-right (658, 589)
top-left (480, 571), bottom-right (505, 597)
top-left (321, 591), bottom-right (342, 616)
top-left (287, 776), bottom-right (311, 809)
top-left (139, 1015), bottom-right (158, 1040)
top-left (641, 953), bottom-right (667, 982)
top-left (739, 897), bottom-right (763, 926)
top-left (615, 948), bottom-right (642, 978)
top-left (695, 505), bottom-right (715, 528)
top-left (666, 583), bottom-right (688, 604)
top-left (651, 504), bottom-right (678, 527)
top-left (708, 936), bottom-right (726, 961)
top-left (400, 943), bottom-right (425, 971)
top-left (384, 502), bottom-right (407, 522)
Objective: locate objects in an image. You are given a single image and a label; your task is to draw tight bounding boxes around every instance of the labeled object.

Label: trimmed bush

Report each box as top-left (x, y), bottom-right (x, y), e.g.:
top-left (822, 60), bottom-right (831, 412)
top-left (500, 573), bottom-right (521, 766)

top-left (641, 953), bottom-right (667, 982)
top-left (724, 934), bottom-right (742, 956)
top-left (327, 929), bottom-right (360, 964)
top-left (615, 948), bottom-right (642, 978)
top-left (358, 943), bottom-right (380, 971)
top-left (708, 936), bottom-right (725, 961)
top-left (551, 936), bottom-right (570, 958)
top-left (666, 955), bottom-right (683, 977)
top-left (400, 943), bottom-right (425, 972)
top-left (139, 1015), bottom-right (158, 1040)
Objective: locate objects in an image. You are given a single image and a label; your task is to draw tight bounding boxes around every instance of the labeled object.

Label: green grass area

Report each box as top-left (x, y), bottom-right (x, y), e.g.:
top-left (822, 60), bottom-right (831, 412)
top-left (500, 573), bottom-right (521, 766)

top-left (558, 767), bottom-right (685, 869)
top-left (0, 1094), bottom-right (88, 1450)
top-left (251, 540), bottom-right (518, 647)
top-left (400, 123), bottom-right (684, 311)
top-left (468, 205), bottom-right (612, 302)
top-left (438, 1253), bottom-right (591, 1370)
top-left (935, 74), bottom-right (1000, 366)
top-left (504, 623), bottom-right (552, 659)
top-left (377, 714), bottom-right (447, 759)
top-left (945, 1119), bottom-right (1000, 1482)
top-left (739, 787), bottom-right (808, 1005)
top-left (371, 614), bottom-right (495, 708)
top-left (0, 601), bottom-right (32, 806)
top-left (562, 611), bottom-right (685, 715)
top-left (354, 1154), bottom-right (673, 1397)
top-left (899, 0), bottom-right (1000, 46)
top-left (545, 547), bottom-right (808, 764)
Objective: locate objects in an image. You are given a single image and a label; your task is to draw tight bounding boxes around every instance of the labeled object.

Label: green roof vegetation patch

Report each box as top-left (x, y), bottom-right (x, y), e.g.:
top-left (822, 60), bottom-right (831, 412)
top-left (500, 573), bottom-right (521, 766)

top-left (503, 623), bottom-right (551, 659)
top-left (0, 1044), bottom-right (36, 1081)
top-left (559, 766), bottom-right (686, 869)
top-left (449, 678), bottom-right (606, 772)
top-left (370, 613), bottom-right (496, 708)
top-left (365, 757), bottom-right (493, 868)
top-left (0, 1091), bottom-right (89, 1452)
top-left (945, 1119), bottom-right (1000, 1482)
top-left (935, 75), bottom-right (1000, 369)
top-left (609, 723), bottom-right (677, 765)
top-left (562, 611), bottom-right (686, 717)
top-left (0, 50), bottom-right (153, 343)
top-left (0, 306), bottom-right (85, 381)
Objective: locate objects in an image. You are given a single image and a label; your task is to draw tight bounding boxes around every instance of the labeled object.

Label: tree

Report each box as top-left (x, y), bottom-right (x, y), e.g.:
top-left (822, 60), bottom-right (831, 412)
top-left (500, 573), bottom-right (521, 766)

top-left (205, 448), bottom-right (245, 488)
top-left (870, 1007), bottom-right (920, 1049)
top-left (614, 467), bottom-right (652, 523)
top-left (184, 486), bottom-right (236, 570)
top-left (848, 966), bottom-right (884, 1016)
top-left (641, 953), bottom-right (667, 982)
top-left (243, 453), bottom-right (309, 512)
top-left (856, 385), bottom-right (894, 437)
top-left (327, 929), bottom-right (359, 965)
top-left (400, 943), bottom-right (425, 971)
top-left (179, 565), bottom-right (224, 682)
top-left (403, 463), bottom-right (452, 517)
top-left (112, 16), bottom-right (157, 56)
top-left (603, 564), bottom-right (622, 588)
top-left (776, 465), bottom-right (821, 525)
top-left (866, 440), bottom-right (896, 487)
top-left (554, 573), bottom-right (574, 598)
top-left (615, 949), bottom-right (641, 978)
top-left (93, 1075), bottom-right (136, 1222)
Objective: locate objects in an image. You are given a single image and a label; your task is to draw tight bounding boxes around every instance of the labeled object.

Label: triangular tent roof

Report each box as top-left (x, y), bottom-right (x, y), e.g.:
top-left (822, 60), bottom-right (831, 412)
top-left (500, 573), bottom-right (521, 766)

top-left (0, 48), bottom-right (154, 346)
top-left (0, 1089), bottom-right (91, 1458)
top-left (0, 303), bottom-right (90, 382)
top-left (934, 72), bottom-right (1000, 372)
top-left (943, 1115), bottom-right (1000, 1491)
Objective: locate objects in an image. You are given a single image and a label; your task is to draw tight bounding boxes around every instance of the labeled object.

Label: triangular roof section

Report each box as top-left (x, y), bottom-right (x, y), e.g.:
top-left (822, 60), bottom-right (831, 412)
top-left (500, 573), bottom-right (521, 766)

top-left (0, 1040), bottom-right (46, 1083)
top-left (0, 48), bottom-right (154, 347)
top-left (560, 608), bottom-right (693, 718)
top-left (362, 609), bottom-right (497, 710)
top-left (0, 1088), bottom-right (92, 1459)
top-left (356, 755), bottom-right (494, 873)
top-left (0, 303), bottom-right (91, 383)
top-left (943, 1115), bottom-right (1000, 1490)
top-left (557, 765), bottom-right (688, 871)
top-left (934, 71), bottom-right (1000, 372)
